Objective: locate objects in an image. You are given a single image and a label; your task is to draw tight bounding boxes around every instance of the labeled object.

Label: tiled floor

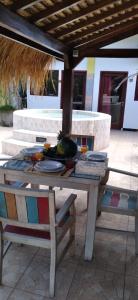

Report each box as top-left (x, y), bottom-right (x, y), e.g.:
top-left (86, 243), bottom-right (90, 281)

top-left (0, 128), bottom-right (138, 299)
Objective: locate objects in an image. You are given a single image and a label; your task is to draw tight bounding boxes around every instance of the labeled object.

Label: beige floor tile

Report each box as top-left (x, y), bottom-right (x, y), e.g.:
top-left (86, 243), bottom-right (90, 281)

top-left (95, 227), bottom-right (127, 245)
top-left (127, 232), bottom-right (135, 246)
top-left (93, 239), bottom-right (126, 274)
top-left (0, 285), bottom-right (13, 300)
top-left (16, 255), bottom-right (77, 299)
top-left (38, 234), bottom-right (84, 265)
top-left (124, 275), bottom-right (138, 300)
top-left (2, 244), bottom-right (38, 287)
top-left (67, 264), bottom-right (124, 300)
top-left (75, 214), bottom-right (87, 238)
top-left (9, 289), bottom-right (45, 300)
top-left (126, 240), bottom-right (138, 277)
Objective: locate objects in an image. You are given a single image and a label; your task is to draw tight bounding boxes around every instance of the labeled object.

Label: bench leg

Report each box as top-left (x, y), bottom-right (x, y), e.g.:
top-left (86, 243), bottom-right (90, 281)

top-left (135, 216), bottom-right (138, 255)
top-left (0, 223), bottom-right (3, 284)
top-left (69, 204), bottom-right (76, 256)
top-left (49, 243), bottom-right (56, 298)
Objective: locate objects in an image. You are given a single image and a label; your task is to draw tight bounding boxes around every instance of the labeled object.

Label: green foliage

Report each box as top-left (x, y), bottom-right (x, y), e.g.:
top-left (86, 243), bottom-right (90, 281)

top-left (0, 88), bottom-right (9, 106)
top-left (18, 81), bottom-right (27, 108)
top-left (0, 104), bottom-right (15, 112)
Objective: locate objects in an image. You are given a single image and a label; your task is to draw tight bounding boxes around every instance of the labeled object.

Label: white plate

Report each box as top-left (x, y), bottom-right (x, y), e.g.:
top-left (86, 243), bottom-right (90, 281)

top-left (3, 160), bottom-right (32, 170)
top-left (34, 160), bottom-right (65, 172)
top-left (21, 147), bottom-right (43, 156)
top-left (34, 165), bottom-right (65, 173)
top-left (87, 154), bottom-right (105, 161)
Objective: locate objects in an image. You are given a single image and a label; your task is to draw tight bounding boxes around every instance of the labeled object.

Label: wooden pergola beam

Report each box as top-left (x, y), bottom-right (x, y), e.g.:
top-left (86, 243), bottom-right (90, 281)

top-left (66, 9), bottom-right (138, 45)
top-left (30, 0), bottom-right (81, 23)
top-left (55, 0), bottom-right (138, 38)
top-left (80, 49), bottom-right (138, 59)
top-left (9, 0), bottom-right (42, 11)
top-left (0, 3), bottom-right (69, 58)
top-left (45, 0), bottom-right (116, 31)
top-left (72, 47), bottom-right (138, 69)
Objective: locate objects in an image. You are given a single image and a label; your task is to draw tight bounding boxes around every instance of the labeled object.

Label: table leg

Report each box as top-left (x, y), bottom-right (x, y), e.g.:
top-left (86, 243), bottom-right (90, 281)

top-left (84, 184), bottom-right (98, 261)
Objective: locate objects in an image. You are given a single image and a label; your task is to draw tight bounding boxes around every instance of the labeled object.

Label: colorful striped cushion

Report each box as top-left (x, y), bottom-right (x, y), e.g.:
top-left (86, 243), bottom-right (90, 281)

top-left (71, 135), bottom-right (94, 150)
top-left (101, 189), bottom-right (137, 210)
top-left (0, 192), bottom-right (70, 226)
top-left (0, 192), bottom-right (50, 224)
top-left (4, 225), bottom-right (50, 239)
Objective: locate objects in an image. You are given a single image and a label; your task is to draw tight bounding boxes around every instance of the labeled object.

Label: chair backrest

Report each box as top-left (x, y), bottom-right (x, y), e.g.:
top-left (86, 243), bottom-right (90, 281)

top-left (0, 183), bottom-right (55, 229)
top-left (101, 186), bottom-right (137, 214)
top-left (71, 134), bottom-right (94, 150)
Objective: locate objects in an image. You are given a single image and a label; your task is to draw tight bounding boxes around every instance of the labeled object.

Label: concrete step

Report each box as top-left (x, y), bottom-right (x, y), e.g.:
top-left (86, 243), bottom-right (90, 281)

top-left (0, 153), bottom-right (12, 166)
top-left (13, 129), bottom-right (57, 144)
top-left (2, 138), bottom-right (44, 156)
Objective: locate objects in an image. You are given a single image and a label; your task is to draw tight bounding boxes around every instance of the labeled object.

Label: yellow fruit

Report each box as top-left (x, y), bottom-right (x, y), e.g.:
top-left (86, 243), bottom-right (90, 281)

top-left (57, 143), bottom-right (64, 155)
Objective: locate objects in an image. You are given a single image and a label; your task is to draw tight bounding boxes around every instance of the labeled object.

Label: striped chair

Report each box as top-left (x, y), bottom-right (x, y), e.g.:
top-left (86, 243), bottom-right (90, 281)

top-left (98, 167), bottom-right (138, 254)
top-left (71, 134), bottom-right (94, 150)
top-left (0, 183), bottom-right (76, 298)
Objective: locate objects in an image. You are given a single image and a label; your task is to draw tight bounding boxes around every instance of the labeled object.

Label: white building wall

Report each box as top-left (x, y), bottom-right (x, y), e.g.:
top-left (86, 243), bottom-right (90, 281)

top-left (103, 35), bottom-right (138, 49)
top-left (27, 60), bottom-right (64, 109)
top-left (92, 35), bottom-right (138, 129)
top-left (27, 35), bottom-right (138, 129)
top-left (93, 57), bottom-right (138, 129)
top-left (27, 58), bottom-right (87, 109)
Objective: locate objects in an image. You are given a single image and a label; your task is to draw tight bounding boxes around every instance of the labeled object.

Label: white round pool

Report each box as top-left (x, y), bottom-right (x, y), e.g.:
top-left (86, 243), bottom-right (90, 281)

top-left (13, 109), bottom-right (111, 150)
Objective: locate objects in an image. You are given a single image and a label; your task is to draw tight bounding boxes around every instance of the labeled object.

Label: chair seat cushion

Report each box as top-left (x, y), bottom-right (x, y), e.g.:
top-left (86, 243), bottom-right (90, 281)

top-left (4, 208), bottom-right (70, 239)
top-left (101, 189), bottom-right (137, 210)
top-left (4, 225), bottom-right (50, 239)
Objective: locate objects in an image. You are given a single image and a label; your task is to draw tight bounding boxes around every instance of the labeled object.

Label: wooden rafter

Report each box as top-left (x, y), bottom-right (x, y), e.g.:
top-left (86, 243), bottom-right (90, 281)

top-left (77, 23), bottom-right (138, 56)
top-left (72, 18), bottom-right (138, 48)
top-left (9, 0), bottom-right (42, 11)
top-left (65, 9), bottom-right (138, 45)
top-left (45, 0), bottom-right (116, 32)
top-left (54, 0), bottom-right (138, 38)
top-left (30, 0), bottom-right (81, 23)
top-left (0, 3), bottom-right (69, 58)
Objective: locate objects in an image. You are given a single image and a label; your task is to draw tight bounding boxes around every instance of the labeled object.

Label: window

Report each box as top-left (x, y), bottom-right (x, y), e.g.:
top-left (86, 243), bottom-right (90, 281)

top-left (30, 70), bottom-right (59, 96)
top-left (134, 75), bottom-right (138, 101)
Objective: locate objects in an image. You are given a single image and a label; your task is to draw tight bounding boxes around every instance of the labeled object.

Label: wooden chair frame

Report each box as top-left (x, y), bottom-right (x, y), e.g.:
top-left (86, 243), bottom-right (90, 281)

top-left (0, 183), bottom-right (76, 298)
top-left (98, 167), bottom-right (138, 254)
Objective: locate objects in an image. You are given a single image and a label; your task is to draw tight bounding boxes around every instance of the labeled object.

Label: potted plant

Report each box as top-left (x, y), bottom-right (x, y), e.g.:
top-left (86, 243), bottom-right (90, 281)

top-left (0, 89), bottom-right (15, 126)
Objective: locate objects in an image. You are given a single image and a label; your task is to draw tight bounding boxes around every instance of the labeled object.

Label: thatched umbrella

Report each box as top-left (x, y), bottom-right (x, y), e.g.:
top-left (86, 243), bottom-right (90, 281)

top-left (0, 35), bottom-right (54, 95)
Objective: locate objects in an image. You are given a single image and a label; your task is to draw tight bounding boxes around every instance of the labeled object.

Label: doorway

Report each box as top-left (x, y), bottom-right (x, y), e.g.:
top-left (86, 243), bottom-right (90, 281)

top-left (98, 71), bottom-right (128, 129)
top-left (61, 71), bottom-right (86, 110)
top-left (72, 71), bottom-right (86, 110)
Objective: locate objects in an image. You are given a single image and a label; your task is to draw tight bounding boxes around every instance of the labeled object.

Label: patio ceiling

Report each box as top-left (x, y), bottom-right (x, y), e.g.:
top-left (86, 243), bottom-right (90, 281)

top-left (0, 0), bottom-right (138, 64)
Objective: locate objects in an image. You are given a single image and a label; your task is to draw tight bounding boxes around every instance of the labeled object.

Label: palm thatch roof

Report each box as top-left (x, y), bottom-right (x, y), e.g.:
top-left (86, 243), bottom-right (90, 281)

top-left (0, 36), bottom-right (54, 93)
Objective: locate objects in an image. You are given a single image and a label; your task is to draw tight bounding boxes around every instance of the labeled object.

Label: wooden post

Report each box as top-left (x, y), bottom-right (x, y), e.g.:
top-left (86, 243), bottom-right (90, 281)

top-left (62, 55), bottom-right (73, 136)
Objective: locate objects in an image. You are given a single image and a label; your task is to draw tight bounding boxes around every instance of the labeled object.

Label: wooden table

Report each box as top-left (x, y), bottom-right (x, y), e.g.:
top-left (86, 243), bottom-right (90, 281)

top-left (0, 167), bottom-right (100, 261)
